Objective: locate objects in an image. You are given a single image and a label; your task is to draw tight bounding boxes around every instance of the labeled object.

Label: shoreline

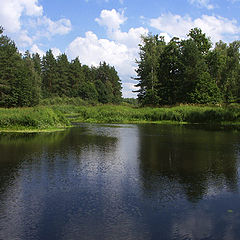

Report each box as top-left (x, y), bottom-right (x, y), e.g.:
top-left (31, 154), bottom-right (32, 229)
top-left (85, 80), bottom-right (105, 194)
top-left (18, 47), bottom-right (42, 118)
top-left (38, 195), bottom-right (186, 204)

top-left (0, 104), bottom-right (239, 133)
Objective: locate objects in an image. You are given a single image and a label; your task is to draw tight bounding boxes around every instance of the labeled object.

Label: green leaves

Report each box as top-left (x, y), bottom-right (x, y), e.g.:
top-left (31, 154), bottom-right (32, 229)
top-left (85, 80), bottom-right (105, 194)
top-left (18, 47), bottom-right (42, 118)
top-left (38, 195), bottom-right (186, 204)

top-left (135, 28), bottom-right (240, 106)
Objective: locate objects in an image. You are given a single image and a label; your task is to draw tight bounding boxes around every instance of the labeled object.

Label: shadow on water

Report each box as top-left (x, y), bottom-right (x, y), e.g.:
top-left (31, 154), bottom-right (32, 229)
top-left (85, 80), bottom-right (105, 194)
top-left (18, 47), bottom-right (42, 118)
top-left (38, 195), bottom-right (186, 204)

top-left (0, 123), bottom-right (239, 240)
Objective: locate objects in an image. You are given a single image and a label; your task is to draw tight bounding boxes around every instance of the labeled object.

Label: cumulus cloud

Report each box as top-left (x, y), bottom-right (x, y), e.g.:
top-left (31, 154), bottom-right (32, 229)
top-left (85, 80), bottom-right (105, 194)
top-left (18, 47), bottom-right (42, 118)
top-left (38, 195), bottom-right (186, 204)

top-left (150, 13), bottom-right (240, 43)
top-left (34, 16), bottom-right (72, 39)
top-left (95, 9), bottom-right (127, 32)
top-left (0, 0), bottom-right (71, 50)
top-left (66, 31), bottom-right (135, 77)
top-left (51, 48), bottom-right (62, 58)
top-left (30, 44), bottom-right (45, 56)
top-left (0, 0), bottom-right (42, 33)
top-left (189, 0), bottom-right (214, 9)
top-left (95, 9), bottom-right (148, 47)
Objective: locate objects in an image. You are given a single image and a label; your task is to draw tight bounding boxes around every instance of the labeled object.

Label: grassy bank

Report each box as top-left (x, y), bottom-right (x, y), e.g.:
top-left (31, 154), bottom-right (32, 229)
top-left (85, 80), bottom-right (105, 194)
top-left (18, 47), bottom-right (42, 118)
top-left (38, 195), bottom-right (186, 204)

top-left (0, 104), bottom-right (239, 132)
top-left (0, 107), bottom-right (70, 132)
top-left (53, 104), bottom-right (240, 126)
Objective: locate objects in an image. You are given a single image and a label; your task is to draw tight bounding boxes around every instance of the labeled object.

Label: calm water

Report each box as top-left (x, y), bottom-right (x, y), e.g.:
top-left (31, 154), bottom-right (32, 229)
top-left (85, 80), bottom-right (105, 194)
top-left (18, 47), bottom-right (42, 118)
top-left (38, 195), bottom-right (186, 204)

top-left (0, 124), bottom-right (240, 240)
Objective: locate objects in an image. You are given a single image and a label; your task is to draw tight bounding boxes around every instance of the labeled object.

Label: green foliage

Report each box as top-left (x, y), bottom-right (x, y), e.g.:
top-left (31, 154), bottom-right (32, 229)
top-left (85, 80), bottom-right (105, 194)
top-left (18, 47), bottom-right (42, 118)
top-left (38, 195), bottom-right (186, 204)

top-left (135, 28), bottom-right (240, 106)
top-left (0, 107), bottom-right (69, 129)
top-left (122, 98), bottom-right (138, 106)
top-left (0, 31), bottom-right (41, 107)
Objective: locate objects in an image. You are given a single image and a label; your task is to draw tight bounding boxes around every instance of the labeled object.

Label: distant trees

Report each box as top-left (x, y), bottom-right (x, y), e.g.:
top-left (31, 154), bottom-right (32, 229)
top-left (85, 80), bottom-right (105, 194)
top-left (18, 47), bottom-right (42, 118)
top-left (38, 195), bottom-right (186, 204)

top-left (135, 28), bottom-right (240, 105)
top-left (0, 27), bottom-right (122, 107)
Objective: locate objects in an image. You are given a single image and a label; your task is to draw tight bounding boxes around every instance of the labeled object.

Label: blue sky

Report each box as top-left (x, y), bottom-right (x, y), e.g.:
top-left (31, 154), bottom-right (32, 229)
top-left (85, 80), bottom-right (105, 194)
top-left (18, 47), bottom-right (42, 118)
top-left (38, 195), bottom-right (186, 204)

top-left (1, 0), bottom-right (240, 97)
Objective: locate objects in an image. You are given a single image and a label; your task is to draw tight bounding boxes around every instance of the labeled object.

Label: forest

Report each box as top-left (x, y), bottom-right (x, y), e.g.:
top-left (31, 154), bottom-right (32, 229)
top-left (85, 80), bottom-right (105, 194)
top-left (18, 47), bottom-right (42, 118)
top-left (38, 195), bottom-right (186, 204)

top-left (1, 25), bottom-right (240, 108)
top-left (0, 26), bottom-right (240, 131)
top-left (135, 28), bottom-right (240, 106)
top-left (0, 26), bottom-right (122, 108)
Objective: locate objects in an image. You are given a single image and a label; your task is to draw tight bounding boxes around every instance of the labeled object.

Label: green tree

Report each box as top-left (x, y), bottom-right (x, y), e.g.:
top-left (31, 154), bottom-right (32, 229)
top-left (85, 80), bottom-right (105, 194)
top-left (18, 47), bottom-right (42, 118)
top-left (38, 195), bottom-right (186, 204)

top-left (134, 34), bottom-right (166, 105)
top-left (188, 28), bottom-right (212, 55)
top-left (78, 82), bottom-right (98, 101)
top-left (56, 53), bottom-right (71, 96)
top-left (41, 50), bottom-right (58, 97)
top-left (94, 62), bottom-right (122, 104)
top-left (69, 57), bottom-right (85, 97)
top-left (0, 27), bottom-right (20, 106)
top-left (157, 37), bottom-right (182, 105)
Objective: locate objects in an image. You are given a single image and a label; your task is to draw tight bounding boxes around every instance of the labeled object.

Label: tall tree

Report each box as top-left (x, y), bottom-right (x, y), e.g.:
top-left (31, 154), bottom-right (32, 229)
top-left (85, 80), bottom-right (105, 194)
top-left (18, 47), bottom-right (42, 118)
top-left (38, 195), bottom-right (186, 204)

top-left (69, 57), bottom-right (85, 97)
top-left (56, 53), bottom-right (71, 96)
top-left (157, 37), bottom-right (182, 105)
top-left (134, 34), bottom-right (166, 105)
top-left (41, 50), bottom-right (58, 97)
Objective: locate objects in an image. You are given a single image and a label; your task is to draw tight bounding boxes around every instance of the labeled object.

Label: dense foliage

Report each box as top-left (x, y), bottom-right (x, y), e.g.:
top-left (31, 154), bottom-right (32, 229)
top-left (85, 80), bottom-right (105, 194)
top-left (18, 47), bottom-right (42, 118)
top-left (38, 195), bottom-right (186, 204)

top-left (0, 27), bottom-right (122, 107)
top-left (135, 28), bottom-right (240, 106)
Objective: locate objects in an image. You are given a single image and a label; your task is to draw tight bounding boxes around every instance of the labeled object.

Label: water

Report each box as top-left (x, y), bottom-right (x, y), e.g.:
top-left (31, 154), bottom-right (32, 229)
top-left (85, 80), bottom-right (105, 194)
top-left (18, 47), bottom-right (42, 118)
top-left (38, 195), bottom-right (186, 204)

top-left (0, 123), bottom-right (239, 240)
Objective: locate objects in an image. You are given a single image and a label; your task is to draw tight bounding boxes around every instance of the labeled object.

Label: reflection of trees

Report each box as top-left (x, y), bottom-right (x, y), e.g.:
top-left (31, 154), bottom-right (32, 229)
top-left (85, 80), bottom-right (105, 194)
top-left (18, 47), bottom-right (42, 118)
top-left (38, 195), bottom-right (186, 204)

top-left (0, 130), bottom-right (69, 195)
top-left (0, 126), bottom-right (118, 196)
top-left (0, 125), bottom-right (119, 240)
top-left (137, 124), bottom-right (240, 202)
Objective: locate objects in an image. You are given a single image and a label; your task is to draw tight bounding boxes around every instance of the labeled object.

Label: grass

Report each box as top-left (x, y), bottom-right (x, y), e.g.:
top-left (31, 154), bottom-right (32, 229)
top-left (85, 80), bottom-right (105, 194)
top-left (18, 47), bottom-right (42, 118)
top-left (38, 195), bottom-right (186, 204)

top-left (0, 104), bottom-right (239, 132)
top-left (53, 104), bottom-right (240, 126)
top-left (0, 106), bottom-right (70, 132)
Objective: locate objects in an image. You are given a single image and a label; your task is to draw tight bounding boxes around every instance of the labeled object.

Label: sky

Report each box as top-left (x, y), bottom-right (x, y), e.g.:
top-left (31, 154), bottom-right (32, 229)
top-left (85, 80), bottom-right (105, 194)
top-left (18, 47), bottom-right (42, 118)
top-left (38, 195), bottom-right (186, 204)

top-left (1, 0), bottom-right (240, 98)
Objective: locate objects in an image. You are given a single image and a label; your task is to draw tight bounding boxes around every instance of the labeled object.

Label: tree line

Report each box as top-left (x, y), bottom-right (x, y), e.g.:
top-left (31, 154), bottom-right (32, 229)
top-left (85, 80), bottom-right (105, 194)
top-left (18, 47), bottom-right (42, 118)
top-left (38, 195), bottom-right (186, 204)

top-left (0, 27), bottom-right (122, 107)
top-left (134, 28), bottom-right (240, 106)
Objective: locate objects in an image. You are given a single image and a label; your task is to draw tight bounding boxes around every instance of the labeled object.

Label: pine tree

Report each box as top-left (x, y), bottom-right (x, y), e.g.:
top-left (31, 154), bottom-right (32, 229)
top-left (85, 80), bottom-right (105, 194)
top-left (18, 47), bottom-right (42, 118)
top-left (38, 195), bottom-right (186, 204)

top-left (41, 50), bottom-right (58, 97)
top-left (56, 53), bottom-right (71, 96)
top-left (69, 58), bottom-right (85, 97)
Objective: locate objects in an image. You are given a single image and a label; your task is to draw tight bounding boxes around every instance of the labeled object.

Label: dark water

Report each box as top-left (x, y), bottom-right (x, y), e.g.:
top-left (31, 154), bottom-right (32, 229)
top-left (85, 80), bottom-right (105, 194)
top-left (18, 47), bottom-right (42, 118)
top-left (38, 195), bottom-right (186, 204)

top-left (0, 124), bottom-right (240, 240)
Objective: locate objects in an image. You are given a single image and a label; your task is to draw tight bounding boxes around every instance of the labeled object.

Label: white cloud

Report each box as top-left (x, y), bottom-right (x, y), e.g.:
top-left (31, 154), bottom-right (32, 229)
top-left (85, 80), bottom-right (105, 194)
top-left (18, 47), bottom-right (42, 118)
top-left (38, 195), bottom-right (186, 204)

top-left (30, 44), bottom-right (45, 56)
top-left (0, 0), bottom-right (71, 50)
top-left (51, 47), bottom-right (62, 57)
top-left (150, 13), bottom-right (240, 43)
top-left (150, 14), bottom-right (193, 39)
top-left (95, 9), bottom-right (127, 32)
top-left (17, 30), bottom-right (33, 47)
top-left (0, 0), bottom-right (42, 33)
top-left (34, 16), bottom-right (72, 38)
top-left (189, 0), bottom-right (214, 9)
top-left (122, 82), bottom-right (138, 98)
top-left (66, 31), bottom-right (135, 77)
top-left (110, 27), bottom-right (148, 48)
top-left (96, 9), bottom-right (148, 47)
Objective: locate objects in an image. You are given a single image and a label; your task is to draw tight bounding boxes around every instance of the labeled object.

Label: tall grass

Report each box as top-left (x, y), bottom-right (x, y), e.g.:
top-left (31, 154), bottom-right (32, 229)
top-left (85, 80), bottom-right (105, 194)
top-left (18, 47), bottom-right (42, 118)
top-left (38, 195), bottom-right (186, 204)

top-left (0, 106), bottom-right (70, 130)
top-left (0, 104), bottom-right (239, 131)
top-left (54, 104), bottom-right (240, 124)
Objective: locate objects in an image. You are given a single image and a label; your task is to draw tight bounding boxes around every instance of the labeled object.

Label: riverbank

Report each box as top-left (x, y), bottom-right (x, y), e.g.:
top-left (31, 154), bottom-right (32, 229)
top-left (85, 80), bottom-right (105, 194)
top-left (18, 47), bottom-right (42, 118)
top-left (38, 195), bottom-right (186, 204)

top-left (0, 107), bottom-right (70, 133)
top-left (54, 104), bottom-right (240, 126)
top-left (0, 104), bottom-right (239, 132)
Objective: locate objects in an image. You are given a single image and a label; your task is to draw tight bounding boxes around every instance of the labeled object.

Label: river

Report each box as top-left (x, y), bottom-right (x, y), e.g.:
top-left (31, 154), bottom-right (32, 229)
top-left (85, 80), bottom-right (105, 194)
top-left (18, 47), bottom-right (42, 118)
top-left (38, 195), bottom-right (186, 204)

top-left (0, 123), bottom-right (239, 240)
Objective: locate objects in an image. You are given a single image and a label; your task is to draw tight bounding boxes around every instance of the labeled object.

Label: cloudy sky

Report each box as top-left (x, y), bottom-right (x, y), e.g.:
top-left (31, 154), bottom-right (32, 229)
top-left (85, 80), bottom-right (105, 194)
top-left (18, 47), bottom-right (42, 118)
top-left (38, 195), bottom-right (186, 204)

top-left (1, 0), bottom-right (240, 97)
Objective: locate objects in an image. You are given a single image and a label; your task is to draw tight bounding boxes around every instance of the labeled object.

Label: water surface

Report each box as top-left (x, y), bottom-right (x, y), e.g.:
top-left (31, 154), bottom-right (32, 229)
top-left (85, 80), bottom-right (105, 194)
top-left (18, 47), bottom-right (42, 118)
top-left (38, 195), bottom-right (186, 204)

top-left (0, 124), bottom-right (239, 240)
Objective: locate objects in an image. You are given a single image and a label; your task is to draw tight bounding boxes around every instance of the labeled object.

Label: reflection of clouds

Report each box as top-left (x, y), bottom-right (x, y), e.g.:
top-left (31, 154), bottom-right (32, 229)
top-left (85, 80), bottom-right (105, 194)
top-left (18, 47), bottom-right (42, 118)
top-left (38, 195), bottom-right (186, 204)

top-left (64, 124), bottom-right (150, 239)
top-left (172, 210), bottom-right (213, 240)
top-left (171, 207), bottom-right (240, 240)
top-left (0, 162), bottom-right (45, 240)
top-left (60, 211), bottom-right (150, 240)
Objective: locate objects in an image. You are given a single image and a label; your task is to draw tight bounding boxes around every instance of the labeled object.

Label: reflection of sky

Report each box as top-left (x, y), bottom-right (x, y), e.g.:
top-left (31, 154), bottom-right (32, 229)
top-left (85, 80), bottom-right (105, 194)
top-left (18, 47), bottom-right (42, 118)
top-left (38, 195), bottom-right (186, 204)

top-left (0, 125), bottom-right (240, 240)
